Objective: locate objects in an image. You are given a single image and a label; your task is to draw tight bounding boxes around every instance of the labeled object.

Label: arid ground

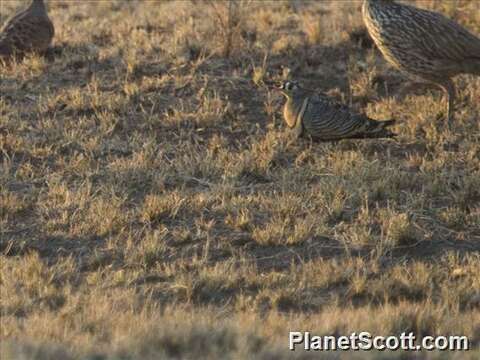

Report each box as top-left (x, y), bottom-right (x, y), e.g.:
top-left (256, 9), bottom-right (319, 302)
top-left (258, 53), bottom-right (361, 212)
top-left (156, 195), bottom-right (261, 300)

top-left (1, 1), bottom-right (479, 359)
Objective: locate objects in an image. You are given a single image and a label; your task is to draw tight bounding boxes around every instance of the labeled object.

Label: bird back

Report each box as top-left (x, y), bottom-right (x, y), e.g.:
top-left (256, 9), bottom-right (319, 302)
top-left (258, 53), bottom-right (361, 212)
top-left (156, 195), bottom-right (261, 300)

top-left (363, 0), bottom-right (480, 78)
top-left (301, 95), bottom-right (365, 140)
top-left (299, 94), bottom-right (395, 141)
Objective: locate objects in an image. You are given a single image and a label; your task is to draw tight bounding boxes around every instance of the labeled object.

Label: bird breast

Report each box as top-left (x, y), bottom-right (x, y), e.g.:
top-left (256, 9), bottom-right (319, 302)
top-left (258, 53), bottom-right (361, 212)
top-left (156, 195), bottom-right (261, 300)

top-left (284, 98), bottom-right (303, 128)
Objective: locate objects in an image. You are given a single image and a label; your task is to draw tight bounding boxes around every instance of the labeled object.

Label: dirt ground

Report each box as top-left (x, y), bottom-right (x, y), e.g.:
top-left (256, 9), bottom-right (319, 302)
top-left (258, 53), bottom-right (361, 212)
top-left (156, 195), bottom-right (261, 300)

top-left (1, 1), bottom-right (479, 359)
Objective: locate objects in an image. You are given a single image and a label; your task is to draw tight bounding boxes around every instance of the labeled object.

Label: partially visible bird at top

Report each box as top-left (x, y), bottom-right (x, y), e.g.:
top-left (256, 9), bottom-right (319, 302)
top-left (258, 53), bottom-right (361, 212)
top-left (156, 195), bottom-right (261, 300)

top-left (276, 81), bottom-right (396, 142)
top-left (0, 0), bottom-right (54, 61)
top-left (362, 0), bottom-right (480, 126)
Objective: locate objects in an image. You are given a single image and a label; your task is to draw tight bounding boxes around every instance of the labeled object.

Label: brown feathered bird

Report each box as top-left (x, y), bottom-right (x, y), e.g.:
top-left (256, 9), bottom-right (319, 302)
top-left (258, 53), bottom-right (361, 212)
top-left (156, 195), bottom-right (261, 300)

top-left (363, 0), bottom-right (480, 124)
top-left (277, 81), bottom-right (396, 141)
top-left (0, 0), bottom-right (54, 60)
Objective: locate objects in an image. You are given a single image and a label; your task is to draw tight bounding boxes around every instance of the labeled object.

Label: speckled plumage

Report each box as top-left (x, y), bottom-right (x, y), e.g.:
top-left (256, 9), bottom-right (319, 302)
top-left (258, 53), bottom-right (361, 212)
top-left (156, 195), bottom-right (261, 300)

top-left (278, 81), bottom-right (396, 141)
top-left (363, 0), bottom-right (480, 123)
top-left (0, 0), bottom-right (54, 60)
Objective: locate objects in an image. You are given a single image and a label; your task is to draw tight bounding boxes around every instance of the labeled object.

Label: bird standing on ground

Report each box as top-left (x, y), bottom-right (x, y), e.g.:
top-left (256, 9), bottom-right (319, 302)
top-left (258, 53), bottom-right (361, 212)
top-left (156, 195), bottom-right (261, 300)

top-left (0, 0), bottom-right (54, 60)
top-left (276, 81), bottom-right (396, 141)
top-left (362, 0), bottom-right (480, 125)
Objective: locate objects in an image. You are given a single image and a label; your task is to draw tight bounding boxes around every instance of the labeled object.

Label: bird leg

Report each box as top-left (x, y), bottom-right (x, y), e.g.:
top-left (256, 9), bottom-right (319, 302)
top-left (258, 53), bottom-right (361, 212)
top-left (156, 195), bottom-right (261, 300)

top-left (397, 79), bottom-right (455, 127)
top-left (395, 81), bottom-right (437, 101)
top-left (439, 79), bottom-right (455, 127)
top-left (292, 117), bottom-right (304, 139)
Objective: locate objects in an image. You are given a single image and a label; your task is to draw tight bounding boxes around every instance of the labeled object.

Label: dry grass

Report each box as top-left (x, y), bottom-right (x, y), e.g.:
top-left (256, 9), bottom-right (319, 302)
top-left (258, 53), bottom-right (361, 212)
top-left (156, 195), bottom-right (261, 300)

top-left (1, 0), bottom-right (480, 359)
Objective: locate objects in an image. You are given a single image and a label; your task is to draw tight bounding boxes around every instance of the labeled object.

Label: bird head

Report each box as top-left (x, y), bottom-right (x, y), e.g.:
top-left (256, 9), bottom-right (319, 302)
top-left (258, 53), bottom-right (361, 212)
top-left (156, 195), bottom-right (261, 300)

top-left (275, 81), bottom-right (302, 98)
top-left (30, 0), bottom-right (46, 11)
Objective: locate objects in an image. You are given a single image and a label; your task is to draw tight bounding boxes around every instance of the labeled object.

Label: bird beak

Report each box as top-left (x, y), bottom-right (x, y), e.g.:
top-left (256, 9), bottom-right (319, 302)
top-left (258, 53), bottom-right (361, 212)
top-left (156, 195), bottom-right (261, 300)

top-left (262, 80), bottom-right (280, 91)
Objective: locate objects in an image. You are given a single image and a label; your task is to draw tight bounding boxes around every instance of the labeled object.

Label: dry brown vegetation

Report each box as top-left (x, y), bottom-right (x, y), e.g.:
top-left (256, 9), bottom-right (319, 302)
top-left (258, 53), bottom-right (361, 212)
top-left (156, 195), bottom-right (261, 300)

top-left (1, 0), bottom-right (479, 359)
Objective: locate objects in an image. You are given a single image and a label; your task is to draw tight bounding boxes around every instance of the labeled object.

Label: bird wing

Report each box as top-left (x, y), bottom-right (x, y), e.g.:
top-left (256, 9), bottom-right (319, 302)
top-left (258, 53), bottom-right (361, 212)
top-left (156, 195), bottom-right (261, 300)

top-left (1, 8), bottom-right (30, 32)
top-left (394, 4), bottom-right (480, 62)
top-left (301, 95), bottom-right (368, 140)
top-left (428, 11), bottom-right (480, 60)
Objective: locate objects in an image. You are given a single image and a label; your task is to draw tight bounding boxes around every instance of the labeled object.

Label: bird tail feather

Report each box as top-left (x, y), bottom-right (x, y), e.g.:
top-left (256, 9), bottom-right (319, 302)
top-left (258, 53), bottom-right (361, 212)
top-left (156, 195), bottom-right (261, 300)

top-left (354, 119), bottom-right (397, 139)
top-left (463, 58), bottom-right (480, 76)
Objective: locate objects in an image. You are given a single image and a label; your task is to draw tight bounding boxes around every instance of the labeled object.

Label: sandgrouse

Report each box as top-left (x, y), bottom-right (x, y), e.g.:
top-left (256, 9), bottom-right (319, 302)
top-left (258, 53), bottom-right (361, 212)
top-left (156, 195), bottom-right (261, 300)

top-left (0, 0), bottom-right (54, 60)
top-left (363, 0), bottom-right (480, 124)
top-left (277, 81), bottom-right (396, 141)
